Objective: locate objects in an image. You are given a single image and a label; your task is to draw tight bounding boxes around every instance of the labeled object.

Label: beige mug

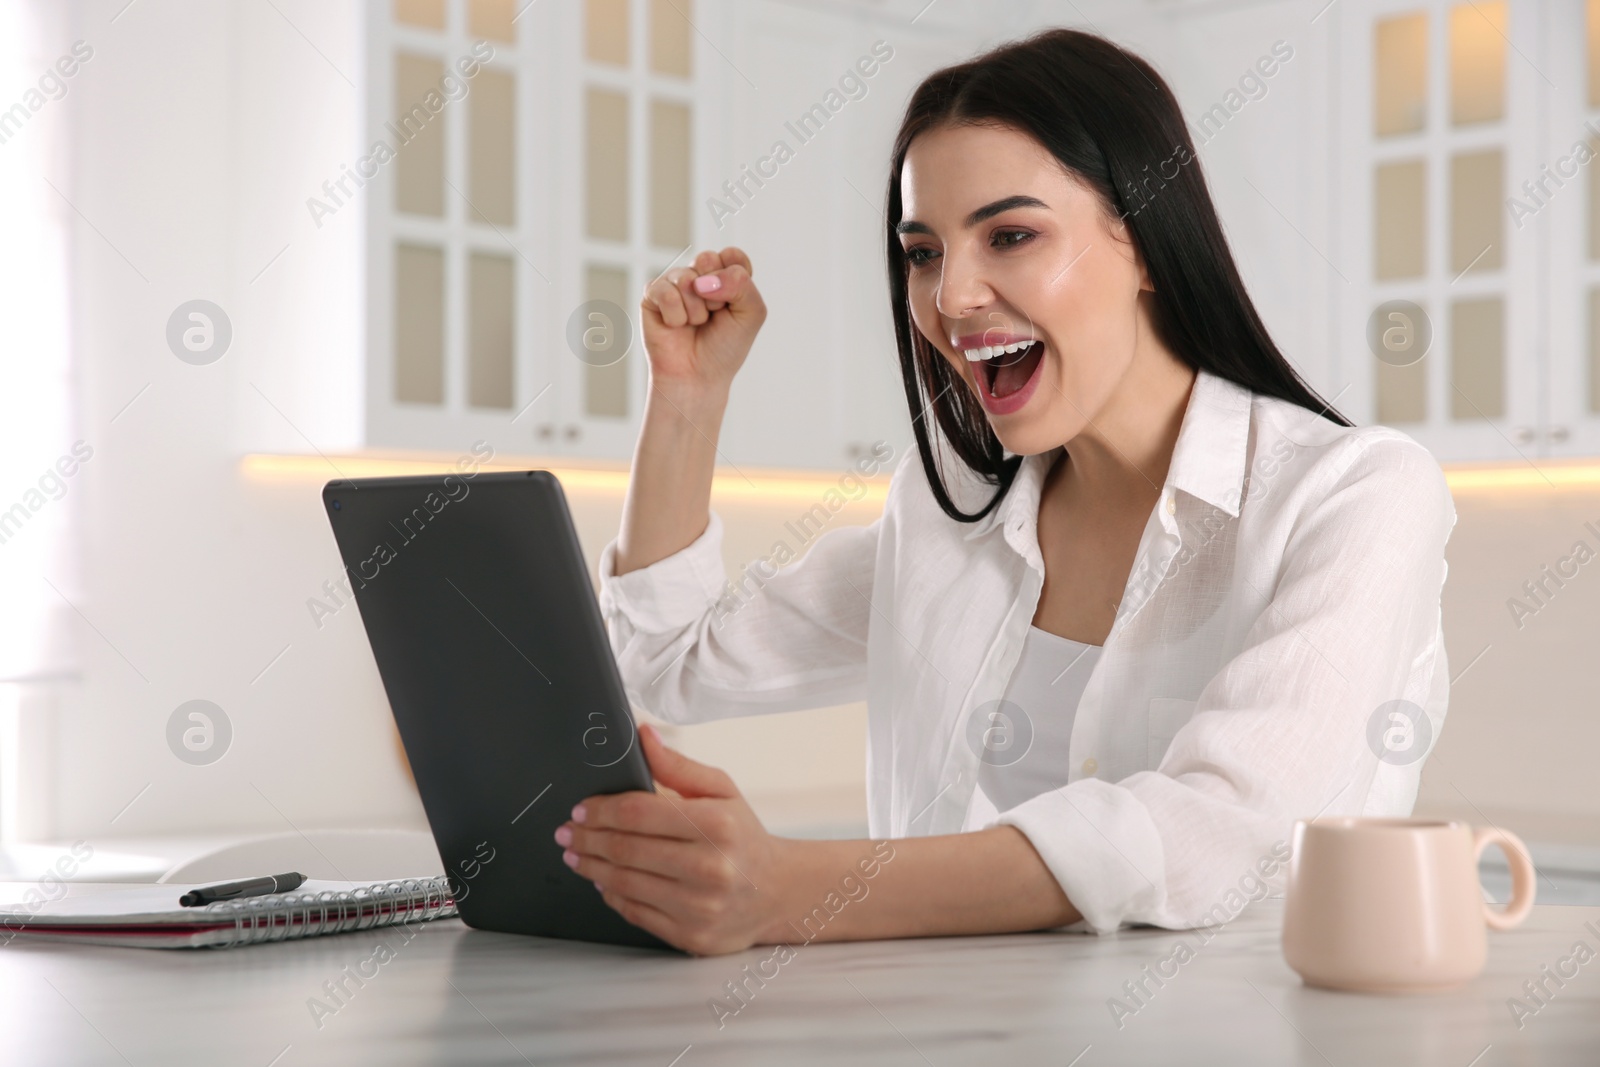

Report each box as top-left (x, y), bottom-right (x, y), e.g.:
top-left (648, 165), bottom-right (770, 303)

top-left (1282, 816), bottom-right (1537, 993)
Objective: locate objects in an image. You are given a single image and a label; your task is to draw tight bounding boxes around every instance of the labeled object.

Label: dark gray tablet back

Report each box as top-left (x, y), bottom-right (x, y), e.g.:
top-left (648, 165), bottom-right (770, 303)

top-left (322, 470), bottom-right (669, 950)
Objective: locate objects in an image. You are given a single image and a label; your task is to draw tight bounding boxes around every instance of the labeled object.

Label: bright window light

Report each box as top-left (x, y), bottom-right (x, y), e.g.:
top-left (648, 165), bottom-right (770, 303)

top-left (0, 0), bottom-right (76, 685)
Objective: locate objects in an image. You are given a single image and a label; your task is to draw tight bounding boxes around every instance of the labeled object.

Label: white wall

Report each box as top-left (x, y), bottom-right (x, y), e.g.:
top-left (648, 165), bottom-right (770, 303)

top-left (0, 0), bottom-right (79, 840)
top-left (1415, 478), bottom-right (1600, 846)
top-left (54, 0), bottom-right (374, 842)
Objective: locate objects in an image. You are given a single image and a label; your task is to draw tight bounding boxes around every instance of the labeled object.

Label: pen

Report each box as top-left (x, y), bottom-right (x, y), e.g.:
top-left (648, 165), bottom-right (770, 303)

top-left (178, 871), bottom-right (307, 907)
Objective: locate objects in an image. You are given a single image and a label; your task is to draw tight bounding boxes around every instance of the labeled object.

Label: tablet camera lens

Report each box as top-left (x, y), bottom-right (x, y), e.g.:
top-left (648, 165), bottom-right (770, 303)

top-left (332, 500), bottom-right (342, 511)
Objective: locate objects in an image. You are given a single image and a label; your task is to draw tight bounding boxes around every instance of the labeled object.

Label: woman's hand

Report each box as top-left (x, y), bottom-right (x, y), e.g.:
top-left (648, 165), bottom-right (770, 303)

top-left (555, 722), bottom-right (790, 956)
top-left (640, 247), bottom-right (766, 393)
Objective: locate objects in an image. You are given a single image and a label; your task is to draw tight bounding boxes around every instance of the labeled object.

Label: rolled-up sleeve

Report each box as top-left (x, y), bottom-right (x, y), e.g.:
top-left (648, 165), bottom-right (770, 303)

top-left (990, 433), bottom-right (1458, 934)
top-left (597, 510), bottom-right (880, 724)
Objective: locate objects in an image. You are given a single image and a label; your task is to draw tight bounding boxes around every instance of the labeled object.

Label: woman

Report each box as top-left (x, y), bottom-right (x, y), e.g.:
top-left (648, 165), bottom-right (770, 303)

top-left (551, 28), bottom-right (1456, 957)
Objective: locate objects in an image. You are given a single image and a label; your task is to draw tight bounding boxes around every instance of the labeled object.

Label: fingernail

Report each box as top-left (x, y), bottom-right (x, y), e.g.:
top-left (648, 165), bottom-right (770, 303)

top-left (554, 825), bottom-right (572, 846)
top-left (693, 274), bottom-right (722, 294)
top-left (593, 882), bottom-right (605, 893)
top-left (562, 849), bottom-right (579, 868)
top-left (571, 804), bottom-right (587, 823)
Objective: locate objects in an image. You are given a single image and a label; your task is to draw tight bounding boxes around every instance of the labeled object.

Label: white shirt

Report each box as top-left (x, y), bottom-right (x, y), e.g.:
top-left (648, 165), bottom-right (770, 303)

top-left (596, 367), bottom-right (1458, 935)
top-left (962, 627), bottom-right (1102, 831)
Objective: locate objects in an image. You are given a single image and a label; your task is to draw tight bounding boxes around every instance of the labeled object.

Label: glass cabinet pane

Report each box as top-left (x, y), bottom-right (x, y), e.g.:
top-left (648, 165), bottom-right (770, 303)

top-left (1450, 149), bottom-right (1503, 275)
top-left (394, 0), bottom-right (445, 30)
top-left (469, 252), bottom-right (515, 409)
top-left (395, 54), bottom-right (446, 217)
top-left (1590, 288), bottom-right (1600, 414)
top-left (470, 68), bottom-right (516, 226)
top-left (1375, 12), bottom-right (1429, 137)
top-left (1589, 138), bottom-right (1600, 260)
top-left (650, 99), bottom-right (691, 249)
top-left (468, 0), bottom-right (517, 42)
top-left (584, 265), bottom-right (630, 417)
top-left (395, 243), bottom-right (445, 405)
top-left (586, 87), bottom-right (630, 241)
top-left (1375, 160), bottom-right (1427, 279)
top-left (651, 0), bottom-right (693, 77)
top-left (1449, 2), bottom-right (1506, 126)
top-left (1450, 297), bottom-right (1504, 419)
top-left (1377, 357), bottom-right (1428, 424)
top-left (586, 0), bottom-right (630, 66)
top-left (1590, 0), bottom-right (1600, 107)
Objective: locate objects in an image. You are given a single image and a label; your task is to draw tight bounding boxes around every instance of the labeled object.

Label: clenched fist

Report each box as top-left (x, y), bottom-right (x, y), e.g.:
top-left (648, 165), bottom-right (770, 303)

top-left (640, 247), bottom-right (766, 392)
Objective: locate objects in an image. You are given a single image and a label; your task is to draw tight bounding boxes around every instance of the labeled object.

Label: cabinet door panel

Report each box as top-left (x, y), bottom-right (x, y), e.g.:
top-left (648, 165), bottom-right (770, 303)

top-left (1338, 0), bottom-right (1540, 462)
top-left (711, 6), bottom-right (855, 470)
top-left (1541, 0), bottom-right (1600, 457)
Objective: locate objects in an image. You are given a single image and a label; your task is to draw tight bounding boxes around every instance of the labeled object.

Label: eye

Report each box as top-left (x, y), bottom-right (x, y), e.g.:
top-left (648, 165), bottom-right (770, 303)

top-left (901, 245), bottom-right (938, 268)
top-left (992, 229), bottom-right (1034, 249)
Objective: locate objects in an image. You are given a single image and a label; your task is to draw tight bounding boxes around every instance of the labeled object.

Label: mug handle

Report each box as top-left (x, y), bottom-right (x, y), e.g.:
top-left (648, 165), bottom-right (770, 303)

top-left (1473, 827), bottom-right (1536, 930)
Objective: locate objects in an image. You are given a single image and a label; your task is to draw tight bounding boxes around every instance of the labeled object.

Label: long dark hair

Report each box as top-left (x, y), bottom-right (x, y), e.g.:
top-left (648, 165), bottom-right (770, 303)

top-left (885, 28), bottom-right (1351, 523)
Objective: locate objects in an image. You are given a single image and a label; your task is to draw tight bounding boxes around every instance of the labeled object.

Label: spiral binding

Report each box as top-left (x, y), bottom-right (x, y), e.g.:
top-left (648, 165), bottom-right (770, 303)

top-left (200, 876), bottom-right (457, 949)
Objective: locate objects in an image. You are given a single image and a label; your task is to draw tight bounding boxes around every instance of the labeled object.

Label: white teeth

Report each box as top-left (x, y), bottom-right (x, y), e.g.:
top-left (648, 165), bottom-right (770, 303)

top-left (962, 339), bottom-right (1037, 362)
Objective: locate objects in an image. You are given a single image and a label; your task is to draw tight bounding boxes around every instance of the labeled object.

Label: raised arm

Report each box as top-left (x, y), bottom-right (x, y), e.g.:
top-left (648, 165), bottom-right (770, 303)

top-left (614, 247), bottom-right (766, 575)
top-left (598, 248), bottom-right (883, 723)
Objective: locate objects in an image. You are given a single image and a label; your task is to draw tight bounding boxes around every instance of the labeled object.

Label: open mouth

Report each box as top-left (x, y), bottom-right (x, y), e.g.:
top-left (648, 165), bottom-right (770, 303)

top-left (968, 339), bottom-right (1045, 409)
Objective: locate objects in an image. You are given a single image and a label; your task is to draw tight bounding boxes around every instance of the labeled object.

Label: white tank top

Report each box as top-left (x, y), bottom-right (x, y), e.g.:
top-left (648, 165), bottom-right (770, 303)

top-left (962, 625), bottom-right (1103, 832)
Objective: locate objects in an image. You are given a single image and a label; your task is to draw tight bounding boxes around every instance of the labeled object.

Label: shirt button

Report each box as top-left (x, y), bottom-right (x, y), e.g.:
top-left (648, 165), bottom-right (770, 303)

top-left (1081, 757), bottom-right (1098, 776)
top-left (1164, 496), bottom-right (1176, 515)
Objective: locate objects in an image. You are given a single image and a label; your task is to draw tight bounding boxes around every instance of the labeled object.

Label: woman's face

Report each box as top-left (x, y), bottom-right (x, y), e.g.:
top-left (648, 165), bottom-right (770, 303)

top-left (897, 122), bottom-right (1153, 457)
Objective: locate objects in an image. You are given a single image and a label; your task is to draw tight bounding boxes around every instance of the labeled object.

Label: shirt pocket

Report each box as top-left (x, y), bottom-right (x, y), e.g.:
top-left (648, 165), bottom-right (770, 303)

top-left (1147, 696), bottom-right (1198, 768)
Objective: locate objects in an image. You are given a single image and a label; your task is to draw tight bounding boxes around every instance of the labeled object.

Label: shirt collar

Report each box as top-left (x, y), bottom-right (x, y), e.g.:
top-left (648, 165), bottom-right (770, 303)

top-left (1165, 366), bottom-right (1252, 519)
top-left (964, 366), bottom-right (1254, 559)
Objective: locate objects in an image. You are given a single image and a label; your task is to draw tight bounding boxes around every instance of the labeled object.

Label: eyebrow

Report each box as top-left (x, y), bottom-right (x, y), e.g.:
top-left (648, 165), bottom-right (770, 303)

top-left (895, 194), bottom-right (1049, 237)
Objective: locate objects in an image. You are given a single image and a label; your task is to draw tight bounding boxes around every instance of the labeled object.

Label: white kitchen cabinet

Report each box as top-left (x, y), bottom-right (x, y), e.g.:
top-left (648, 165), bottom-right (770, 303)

top-left (1333, 0), bottom-right (1600, 462)
top-left (362, 0), bottom-right (972, 469)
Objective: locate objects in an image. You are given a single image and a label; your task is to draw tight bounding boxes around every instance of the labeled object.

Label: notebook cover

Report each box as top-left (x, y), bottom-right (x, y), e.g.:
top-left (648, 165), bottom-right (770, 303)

top-left (0, 878), bottom-right (458, 950)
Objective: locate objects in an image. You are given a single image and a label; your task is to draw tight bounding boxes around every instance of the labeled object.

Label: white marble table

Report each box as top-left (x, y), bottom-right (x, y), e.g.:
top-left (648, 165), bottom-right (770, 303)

top-left (0, 891), bottom-right (1594, 1066)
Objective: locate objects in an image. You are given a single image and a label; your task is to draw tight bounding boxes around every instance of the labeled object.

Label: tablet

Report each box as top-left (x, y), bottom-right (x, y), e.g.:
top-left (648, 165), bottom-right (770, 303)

top-left (321, 469), bottom-right (669, 951)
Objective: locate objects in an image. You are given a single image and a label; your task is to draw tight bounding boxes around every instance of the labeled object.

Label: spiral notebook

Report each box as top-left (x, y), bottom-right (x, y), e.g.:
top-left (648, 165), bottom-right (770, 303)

top-left (0, 877), bottom-right (458, 950)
